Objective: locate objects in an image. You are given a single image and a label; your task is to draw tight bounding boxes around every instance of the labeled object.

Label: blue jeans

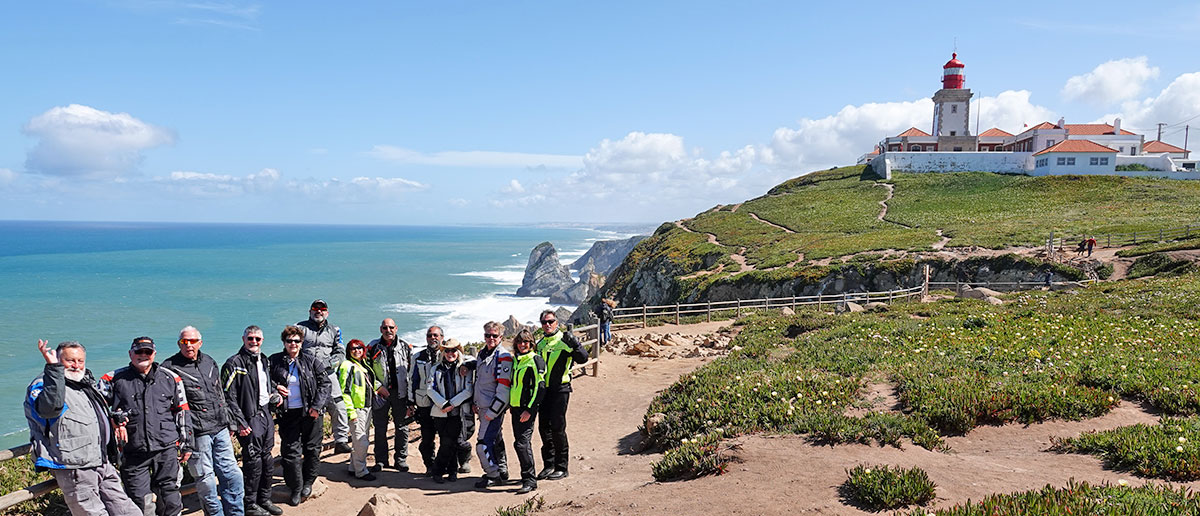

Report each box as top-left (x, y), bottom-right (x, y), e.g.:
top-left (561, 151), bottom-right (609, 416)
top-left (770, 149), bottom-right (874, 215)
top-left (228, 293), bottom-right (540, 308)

top-left (189, 430), bottom-right (245, 516)
top-left (601, 321), bottom-right (612, 343)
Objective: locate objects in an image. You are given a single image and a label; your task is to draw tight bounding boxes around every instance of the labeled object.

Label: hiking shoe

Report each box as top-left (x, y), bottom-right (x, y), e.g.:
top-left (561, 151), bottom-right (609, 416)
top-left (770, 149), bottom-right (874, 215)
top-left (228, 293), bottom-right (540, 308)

top-left (457, 463), bottom-right (471, 474)
top-left (395, 461), bottom-right (410, 472)
top-left (546, 470), bottom-right (569, 481)
top-left (289, 489), bottom-right (302, 506)
top-left (334, 442), bottom-right (353, 454)
top-left (359, 473), bottom-right (378, 481)
top-left (516, 482), bottom-right (537, 494)
top-left (475, 475), bottom-right (500, 488)
top-left (370, 463), bottom-right (384, 472)
top-left (300, 483), bottom-right (313, 498)
top-left (245, 504), bottom-right (269, 516)
top-left (259, 501), bottom-right (284, 515)
top-left (536, 466), bottom-right (556, 480)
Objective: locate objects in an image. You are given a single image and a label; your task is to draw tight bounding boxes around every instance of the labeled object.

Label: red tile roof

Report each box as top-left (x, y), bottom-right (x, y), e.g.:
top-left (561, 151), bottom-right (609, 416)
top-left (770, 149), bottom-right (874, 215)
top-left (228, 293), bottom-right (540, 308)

top-left (897, 127), bottom-right (931, 137)
top-left (1063, 123), bottom-right (1136, 136)
top-left (1033, 139), bottom-right (1120, 156)
top-left (1144, 140), bottom-right (1189, 153)
top-left (1027, 122), bottom-right (1058, 130)
top-left (978, 128), bottom-right (1013, 137)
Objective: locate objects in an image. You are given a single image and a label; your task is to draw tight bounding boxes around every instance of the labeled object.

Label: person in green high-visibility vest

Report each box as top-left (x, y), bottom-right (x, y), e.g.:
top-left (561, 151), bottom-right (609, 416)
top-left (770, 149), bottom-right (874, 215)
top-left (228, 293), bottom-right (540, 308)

top-left (337, 339), bottom-right (379, 482)
top-left (509, 329), bottom-right (546, 494)
top-left (534, 310), bottom-right (590, 481)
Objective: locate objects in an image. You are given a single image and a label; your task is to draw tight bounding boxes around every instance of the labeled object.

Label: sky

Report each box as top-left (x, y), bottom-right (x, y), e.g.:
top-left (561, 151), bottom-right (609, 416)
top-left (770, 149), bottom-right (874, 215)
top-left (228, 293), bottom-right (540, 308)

top-left (2, 1), bottom-right (1199, 226)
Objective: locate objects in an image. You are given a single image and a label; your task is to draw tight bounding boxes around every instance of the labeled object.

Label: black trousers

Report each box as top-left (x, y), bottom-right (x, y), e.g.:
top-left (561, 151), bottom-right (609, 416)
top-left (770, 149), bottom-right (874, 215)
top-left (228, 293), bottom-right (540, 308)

top-left (415, 405), bottom-right (437, 470)
top-left (511, 413), bottom-right (537, 482)
top-left (372, 394), bottom-right (409, 465)
top-left (121, 447), bottom-right (181, 516)
top-left (538, 389), bottom-right (571, 472)
top-left (236, 410), bottom-right (275, 505)
top-left (432, 414), bottom-right (464, 476)
top-left (458, 409), bottom-right (476, 467)
top-left (278, 408), bottom-right (323, 490)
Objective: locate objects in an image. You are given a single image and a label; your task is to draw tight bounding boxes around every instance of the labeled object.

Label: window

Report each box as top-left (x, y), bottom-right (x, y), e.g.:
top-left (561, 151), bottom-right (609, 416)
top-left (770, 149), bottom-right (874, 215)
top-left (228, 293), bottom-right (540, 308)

top-left (1057, 157), bottom-right (1066, 165)
top-left (1066, 157), bottom-right (1076, 165)
top-left (1090, 157), bottom-right (1099, 165)
top-left (910, 145), bottom-right (921, 151)
top-left (951, 105), bottom-right (958, 113)
top-left (1099, 157), bottom-right (1109, 165)
top-left (1119, 147), bottom-right (1125, 153)
top-left (1046, 140), bottom-right (1056, 148)
top-left (950, 131), bottom-right (957, 136)
top-left (1130, 147), bottom-right (1137, 155)
top-left (953, 146), bottom-right (963, 151)
top-left (1036, 158), bottom-right (1048, 167)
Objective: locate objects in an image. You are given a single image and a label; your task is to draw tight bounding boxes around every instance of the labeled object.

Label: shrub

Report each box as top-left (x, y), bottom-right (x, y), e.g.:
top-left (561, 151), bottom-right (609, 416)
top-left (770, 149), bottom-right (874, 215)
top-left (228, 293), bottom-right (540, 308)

top-left (1127, 253), bottom-right (1196, 279)
top-left (1052, 417), bottom-right (1200, 481)
top-left (495, 496), bottom-right (546, 516)
top-left (904, 480), bottom-right (1200, 515)
top-left (650, 433), bottom-right (730, 481)
top-left (843, 464), bottom-right (936, 511)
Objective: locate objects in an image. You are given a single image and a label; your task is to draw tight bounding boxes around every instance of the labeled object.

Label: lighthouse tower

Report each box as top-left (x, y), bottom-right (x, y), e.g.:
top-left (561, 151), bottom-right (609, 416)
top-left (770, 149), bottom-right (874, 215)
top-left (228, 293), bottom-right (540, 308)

top-left (932, 53), bottom-right (976, 151)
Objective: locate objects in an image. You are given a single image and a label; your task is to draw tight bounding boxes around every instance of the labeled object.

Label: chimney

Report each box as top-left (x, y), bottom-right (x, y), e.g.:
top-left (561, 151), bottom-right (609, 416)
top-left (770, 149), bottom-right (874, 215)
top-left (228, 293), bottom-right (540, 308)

top-left (1056, 117), bottom-right (1065, 129)
top-left (1113, 118), bottom-right (1121, 135)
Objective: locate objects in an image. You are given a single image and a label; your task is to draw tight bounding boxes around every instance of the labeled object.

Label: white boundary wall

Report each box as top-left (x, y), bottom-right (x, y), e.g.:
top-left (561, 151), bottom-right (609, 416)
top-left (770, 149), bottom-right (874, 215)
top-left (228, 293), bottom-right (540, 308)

top-left (872, 152), bottom-right (1032, 178)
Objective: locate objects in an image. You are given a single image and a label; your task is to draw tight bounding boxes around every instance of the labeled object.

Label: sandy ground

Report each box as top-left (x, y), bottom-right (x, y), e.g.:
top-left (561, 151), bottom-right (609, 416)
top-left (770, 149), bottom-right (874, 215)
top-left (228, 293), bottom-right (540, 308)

top-left (182, 319), bottom-right (1200, 515)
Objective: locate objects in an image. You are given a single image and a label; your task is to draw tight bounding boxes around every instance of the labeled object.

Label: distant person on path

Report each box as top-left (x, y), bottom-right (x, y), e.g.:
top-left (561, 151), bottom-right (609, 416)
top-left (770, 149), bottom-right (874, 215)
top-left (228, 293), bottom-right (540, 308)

top-left (99, 337), bottom-right (193, 516)
top-left (338, 339), bottom-right (379, 481)
top-left (25, 340), bottom-right (141, 516)
top-left (269, 325), bottom-right (330, 507)
top-left (221, 327), bottom-right (283, 516)
top-left (508, 330), bottom-right (546, 494)
top-left (535, 310), bottom-right (589, 481)
top-left (162, 327), bottom-right (245, 516)
top-left (593, 298), bottom-right (616, 345)
top-left (426, 338), bottom-right (474, 483)
top-left (1086, 236), bottom-right (1097, 257)
top-left (1075, 239), bottom-right (1087, 257)
top-left (367, 318), bottom-right (414, 472)
top-left (473, 321), bottom-right (514, 489)
top-left (298, 299), bottom-right (351, 454)
top-left (410, 325), bottom-right (444, 475)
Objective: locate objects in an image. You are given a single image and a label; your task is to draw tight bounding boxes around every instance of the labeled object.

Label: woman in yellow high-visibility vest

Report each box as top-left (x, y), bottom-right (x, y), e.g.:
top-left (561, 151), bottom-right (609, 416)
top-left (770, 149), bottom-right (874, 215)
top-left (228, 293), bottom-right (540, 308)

top-left (509, 329), bottom-right (546, 494)
top-left (338, 339), bottom-right (379, 481)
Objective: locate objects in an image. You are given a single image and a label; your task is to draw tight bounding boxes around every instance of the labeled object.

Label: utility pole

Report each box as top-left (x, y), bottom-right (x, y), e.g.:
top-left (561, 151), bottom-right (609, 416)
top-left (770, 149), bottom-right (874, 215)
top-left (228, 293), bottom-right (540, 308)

top-left (1186, 125), bottom-right (1190, 153)
top-left (1158, 123), bottom-right (1168, 141)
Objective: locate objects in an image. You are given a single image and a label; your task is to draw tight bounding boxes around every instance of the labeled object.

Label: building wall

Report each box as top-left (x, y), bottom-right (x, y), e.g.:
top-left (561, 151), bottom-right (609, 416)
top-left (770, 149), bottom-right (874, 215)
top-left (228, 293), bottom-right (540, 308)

top-left (1030, 152), bottom-right (1116, 176)
top-left (1068, 134), bottom-right (1143, 155)
top-left (874, 151), bottom-right (1033, 175)
top-left (932, 89), bottom-right (972, 137)
top-left (1114, 154), bottom-right (1178, 172)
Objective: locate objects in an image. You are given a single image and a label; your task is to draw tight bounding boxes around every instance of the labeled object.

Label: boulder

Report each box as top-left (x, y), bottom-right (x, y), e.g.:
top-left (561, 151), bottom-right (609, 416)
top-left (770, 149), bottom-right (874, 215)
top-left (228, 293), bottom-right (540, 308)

top-left (985, 296), bottom-right (1004, 305)
top-left (974, 287), bottom-right (1003, 298)
top-left (357, 492), bottom-right (420, 516)
top-left (625, 341), bottom-right (659, 357)
top-left (838, 301), bottom-right (865, 313)
top-left (516, 242), bottom-right (573, 297)
top-left (779, 307), bottom-right (795, 316)
top-left (958, 286), bottom-right (987, 300)
top-left (554, 307), bottom-right (573, 325)
top-left (863, 302), bottom-right (889, 312)
top-left (644, 412), bottom-right (667, 438)
top-left (501, 315), bottom-right (531, 338)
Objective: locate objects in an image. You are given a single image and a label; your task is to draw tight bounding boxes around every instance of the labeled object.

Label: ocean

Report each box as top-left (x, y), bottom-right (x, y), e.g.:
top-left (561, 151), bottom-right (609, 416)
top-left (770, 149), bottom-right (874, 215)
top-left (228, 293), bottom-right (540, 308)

top-left (0, 220), bottom-right (644, 449)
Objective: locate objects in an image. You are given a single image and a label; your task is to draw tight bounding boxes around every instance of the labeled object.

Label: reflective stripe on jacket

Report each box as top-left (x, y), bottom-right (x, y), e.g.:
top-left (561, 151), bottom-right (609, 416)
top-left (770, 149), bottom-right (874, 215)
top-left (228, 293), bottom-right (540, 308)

top-left (509, 352), bottom-right (546, 412)
top-left (337, 358), bottom-right (376, 416)
top-left (536, 331), bottom-right (589, 392)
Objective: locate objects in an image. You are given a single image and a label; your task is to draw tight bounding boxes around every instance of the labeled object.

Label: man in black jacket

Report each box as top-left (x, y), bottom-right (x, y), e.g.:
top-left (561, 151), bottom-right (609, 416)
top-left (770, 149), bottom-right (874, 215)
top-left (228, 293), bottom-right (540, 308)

top-left (269, 325), bottom-right (331, 506)
top-left (99, 337), bottom-right (193, 516)
top-left (221, 326), bottom-right (282, 516)
top-left (534, 311), bottom-right (590, 481)
top-left (367, 318), bottom-right (413, 472)
top-left (162, 326), bottom-right (245, 516)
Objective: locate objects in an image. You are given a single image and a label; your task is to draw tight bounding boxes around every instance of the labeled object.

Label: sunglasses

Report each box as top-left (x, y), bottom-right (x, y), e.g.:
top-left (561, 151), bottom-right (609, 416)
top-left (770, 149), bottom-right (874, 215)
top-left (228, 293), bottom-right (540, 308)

top-left (133, 349), bottom-right (154, 356)
top-left (350, 346), bottom-right (365, 351)
top-left (540, 319), bottom-right (556, 325)
top-left (178, 338), bottom-right (200, 345)
top-left (426, 333), bottom-right (442, 338)
top-left (243, 336), bottom-right (262, 342)
top-left (382, 325), bottom-right (396, 329)
top-left (311, 307), bottom-right (328, 312)
top-left (484, 333), bottom-right (501, 338)
top-left (284, 338), bottom-right (302, 344)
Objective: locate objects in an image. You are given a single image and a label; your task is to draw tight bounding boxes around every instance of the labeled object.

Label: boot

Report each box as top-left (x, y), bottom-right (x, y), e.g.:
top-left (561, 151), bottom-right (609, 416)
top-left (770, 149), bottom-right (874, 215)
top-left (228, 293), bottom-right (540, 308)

top-left (516, 480), bottom-right (537, 494)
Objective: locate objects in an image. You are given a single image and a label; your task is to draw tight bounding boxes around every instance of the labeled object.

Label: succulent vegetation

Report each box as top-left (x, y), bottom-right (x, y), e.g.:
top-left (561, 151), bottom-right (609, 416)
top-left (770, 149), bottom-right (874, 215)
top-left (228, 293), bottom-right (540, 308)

top-left (646, 271), bottom-right (1200, 480)
top-left (903, 480), bottom-right (1200, 515)
top-left (842, 464), bottom-right (936, 511)
top-left (0, 455), bottom-right (66, 516)
top-left (1052, 416), bottom-right (1200, 481)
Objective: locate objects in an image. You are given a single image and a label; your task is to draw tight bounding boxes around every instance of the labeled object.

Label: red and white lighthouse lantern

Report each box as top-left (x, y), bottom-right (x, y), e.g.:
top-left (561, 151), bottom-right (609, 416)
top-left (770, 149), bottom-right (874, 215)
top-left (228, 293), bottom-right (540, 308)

top-left (942, 53), bottom-right (965, 89)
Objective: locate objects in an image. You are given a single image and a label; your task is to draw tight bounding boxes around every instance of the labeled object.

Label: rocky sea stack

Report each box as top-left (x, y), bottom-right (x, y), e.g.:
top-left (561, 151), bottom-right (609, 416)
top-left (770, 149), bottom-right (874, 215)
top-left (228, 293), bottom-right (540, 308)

top-left (516, 241), bottom-right (573, 297)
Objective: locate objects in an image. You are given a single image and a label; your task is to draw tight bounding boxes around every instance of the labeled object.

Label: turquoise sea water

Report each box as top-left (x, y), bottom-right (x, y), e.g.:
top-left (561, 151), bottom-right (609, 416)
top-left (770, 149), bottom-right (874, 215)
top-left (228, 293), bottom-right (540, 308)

top-left (0, 221), bottom-right (626, 449)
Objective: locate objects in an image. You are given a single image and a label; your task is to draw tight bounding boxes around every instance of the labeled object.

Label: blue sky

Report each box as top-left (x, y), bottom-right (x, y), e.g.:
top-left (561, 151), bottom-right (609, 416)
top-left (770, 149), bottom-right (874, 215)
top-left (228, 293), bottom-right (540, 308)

top-left (2, 1), bottom-right (1199, 225)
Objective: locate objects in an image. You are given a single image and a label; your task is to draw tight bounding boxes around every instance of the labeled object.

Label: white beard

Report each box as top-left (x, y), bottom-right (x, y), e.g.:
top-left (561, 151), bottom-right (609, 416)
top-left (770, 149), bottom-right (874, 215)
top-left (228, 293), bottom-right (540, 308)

top-left (65, 369), bottom-right (86, 382)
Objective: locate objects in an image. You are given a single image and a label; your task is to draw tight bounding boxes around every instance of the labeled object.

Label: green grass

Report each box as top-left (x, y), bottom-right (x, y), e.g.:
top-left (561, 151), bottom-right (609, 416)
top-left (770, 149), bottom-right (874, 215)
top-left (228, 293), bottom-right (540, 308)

top-left (1116, 235), bottom-right (1200, 257)
top-left (0, 455), bottom-right (67, 516)
top-left (1127, 253), bottom-right (1197, 279)
top-left (903, 480), bottom-right (1200, 515)
top-left (1052, 416), bottom-right (1200, 481)
top-left (604, 166), bottom-right (1200, 308)
top-left (842, 464), bottom-right (936, 511)
top-left (645, 272), bottom-right (1200, 479)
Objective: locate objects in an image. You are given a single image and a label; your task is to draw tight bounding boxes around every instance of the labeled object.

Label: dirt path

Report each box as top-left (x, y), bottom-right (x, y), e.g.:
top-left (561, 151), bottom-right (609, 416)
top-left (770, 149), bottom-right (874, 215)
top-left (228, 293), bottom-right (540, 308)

top-left (932, 229), bottom-right (951, 250)
top-left (748, 212), bottom-right (794, 234)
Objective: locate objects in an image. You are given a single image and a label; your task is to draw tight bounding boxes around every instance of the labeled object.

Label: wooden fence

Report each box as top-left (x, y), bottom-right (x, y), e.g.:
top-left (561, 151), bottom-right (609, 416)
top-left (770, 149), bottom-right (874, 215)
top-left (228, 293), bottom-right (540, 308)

top-left (1048, 223), bottom-right (1200, 251)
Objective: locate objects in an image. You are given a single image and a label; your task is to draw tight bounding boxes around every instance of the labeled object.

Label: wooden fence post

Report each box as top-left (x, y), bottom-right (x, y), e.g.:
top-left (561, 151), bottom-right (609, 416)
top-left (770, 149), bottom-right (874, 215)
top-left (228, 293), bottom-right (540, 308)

top-left (642, 305), bottom-right (647, 328)
top-left (1132, 231), bottom-right (1137, 245)
top-left (1107, 234), bottom-right (1111, 247)
top-left (706, 301), bottom-right (711, 323)
top-left (736, 299), bottom-right (741, 317)
top-left (1160, 228), bottom-right (1165, 242)
top-left (675, 303), bottom-right (680, 325)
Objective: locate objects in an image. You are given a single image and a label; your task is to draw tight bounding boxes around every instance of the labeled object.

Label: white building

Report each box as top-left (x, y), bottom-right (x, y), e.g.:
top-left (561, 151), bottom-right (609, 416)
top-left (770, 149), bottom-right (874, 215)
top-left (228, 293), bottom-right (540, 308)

top-left (1030, 140), bottom-right (1118, 175)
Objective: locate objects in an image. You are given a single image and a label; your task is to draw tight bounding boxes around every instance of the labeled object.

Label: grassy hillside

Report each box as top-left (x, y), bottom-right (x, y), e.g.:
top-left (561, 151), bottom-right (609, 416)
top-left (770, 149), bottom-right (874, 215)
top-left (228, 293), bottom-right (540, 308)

top-left (605, 166), bottom-right (1200, 304)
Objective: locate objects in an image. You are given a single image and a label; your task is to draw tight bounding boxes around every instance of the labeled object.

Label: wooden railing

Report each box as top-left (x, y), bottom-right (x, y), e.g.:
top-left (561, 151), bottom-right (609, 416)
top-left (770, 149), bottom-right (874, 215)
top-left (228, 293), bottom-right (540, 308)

top-left (1048, 223), bottom-right (1200, 251)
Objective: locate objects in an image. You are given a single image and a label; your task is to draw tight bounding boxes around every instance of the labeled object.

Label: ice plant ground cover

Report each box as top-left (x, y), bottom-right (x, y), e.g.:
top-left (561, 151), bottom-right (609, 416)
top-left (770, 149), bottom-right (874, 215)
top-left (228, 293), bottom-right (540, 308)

top-left (1052, 416), bottom-right (1200, 481)
top-left (900, 480), bottom-right (1200, 515)
top-left (645, 272), bottom-right (1200, 482)
top-left (842, 464), bottom-right (936, 511)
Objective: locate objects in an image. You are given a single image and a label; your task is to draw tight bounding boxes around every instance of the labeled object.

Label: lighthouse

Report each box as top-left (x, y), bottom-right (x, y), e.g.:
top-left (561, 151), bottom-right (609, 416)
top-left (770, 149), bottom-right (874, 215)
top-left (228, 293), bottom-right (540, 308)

top-left (932, 53), bottom-right (976, 151)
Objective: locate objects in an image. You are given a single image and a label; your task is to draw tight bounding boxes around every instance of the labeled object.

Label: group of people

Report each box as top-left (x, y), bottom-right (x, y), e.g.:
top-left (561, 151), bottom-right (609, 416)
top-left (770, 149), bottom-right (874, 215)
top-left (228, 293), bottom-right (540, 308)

top-left (24, 299), bottom-right (591, 516)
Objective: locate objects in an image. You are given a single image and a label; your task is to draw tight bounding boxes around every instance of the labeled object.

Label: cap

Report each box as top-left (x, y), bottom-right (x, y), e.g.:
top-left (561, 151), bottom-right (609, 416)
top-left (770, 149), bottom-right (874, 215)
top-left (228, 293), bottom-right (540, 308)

top-left (131, 336), bottom-right (155, 351)
top-left (441, 338), bottom-right (463, 351)
top-left (310, 299), bottom-right (328, 310)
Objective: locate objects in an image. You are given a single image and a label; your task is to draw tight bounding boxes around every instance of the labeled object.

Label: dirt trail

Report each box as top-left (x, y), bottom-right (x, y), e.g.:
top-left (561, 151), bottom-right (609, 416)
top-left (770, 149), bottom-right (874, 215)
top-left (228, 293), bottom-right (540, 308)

top-left (748, 212), bottom-right (794, 234)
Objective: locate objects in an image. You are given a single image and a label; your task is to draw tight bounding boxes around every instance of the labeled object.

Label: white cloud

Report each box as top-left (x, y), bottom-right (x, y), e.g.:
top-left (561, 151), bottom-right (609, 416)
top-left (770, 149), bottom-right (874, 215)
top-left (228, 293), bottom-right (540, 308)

top-left (502, 179), bottom-right (526, 193)
top-left (23, 104), bottom-right (175, 178)
top-left (1062, 57), bottom-right (1160, 106)
top-left (164, 167), bottom-right (426, 201)
top-left (367, 145), bottom-right (582, 169)
top-left (764, 91), bottom-right (1056, 171)
top-left (1100, 72), bottom-right (1200, 140)
top-left (0, 168), bottom-right (16, 186)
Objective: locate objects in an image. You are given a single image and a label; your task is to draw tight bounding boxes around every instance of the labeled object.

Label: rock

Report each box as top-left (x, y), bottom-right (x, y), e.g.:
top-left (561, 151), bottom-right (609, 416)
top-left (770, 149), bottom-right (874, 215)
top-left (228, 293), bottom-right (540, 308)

top-left (843, 301), bottom-right (865, 313)
top-left (554, 307), bottom-right (573, 324)
top-left (644, 412), bottom-right (667, 438)
top-left (357, 492), bottom-right (419, 516)
top-left (779, 307), bottom-right (795, 315)
top-left (550, 272), bottom-right (605, 305)
top-left (516, 242), bottom-right (573, 297)
top-left (501, 315), bottom-right (531, 338)
top-left (275, 478), bottom-right (328, 503)
top-left (570, 235), bottom-right (650, 276)
top-left (985, 296), bottom-right (1004, 305)
top-left (625, 341), bottom-right (659, 357)
top-left (974, 287), bottom-right (1003, 298)
top-left (863, 302), bottom-right (889, 312)
top-left (958, 286), bottom-right (986, 299)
